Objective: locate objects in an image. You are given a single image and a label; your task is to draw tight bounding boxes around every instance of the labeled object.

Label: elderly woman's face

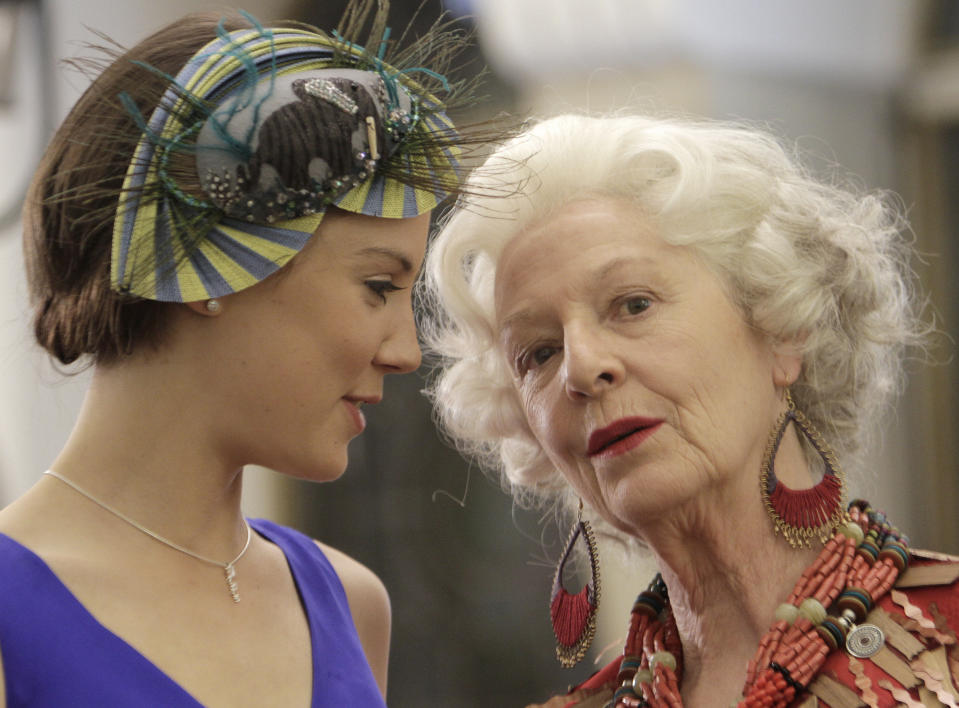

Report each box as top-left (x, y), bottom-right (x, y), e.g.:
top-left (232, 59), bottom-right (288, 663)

top-left (494, 198), bottom-right (794, 535)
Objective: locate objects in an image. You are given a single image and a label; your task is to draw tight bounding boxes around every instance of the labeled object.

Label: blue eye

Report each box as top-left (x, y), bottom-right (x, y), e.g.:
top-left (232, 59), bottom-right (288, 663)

top-left (365, 279), bottom-right (402, 303)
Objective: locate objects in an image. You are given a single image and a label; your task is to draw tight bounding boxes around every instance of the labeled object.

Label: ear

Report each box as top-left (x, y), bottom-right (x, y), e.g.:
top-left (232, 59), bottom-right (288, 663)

top-left (184, 298), bottom-right (223, 317)
top-left (771, 338), bottom-right (803, 387)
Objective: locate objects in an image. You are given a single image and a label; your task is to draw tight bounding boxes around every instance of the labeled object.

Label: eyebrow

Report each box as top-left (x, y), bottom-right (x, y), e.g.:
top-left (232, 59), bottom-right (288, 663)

top-left (356, 246), bottom-right (414, 273)
top-left (499, 310), bottom-right (539, 333)
top-left (595, 256), bottom-right (643, 282)
top-left (498, 257), bottom-right (645, 328)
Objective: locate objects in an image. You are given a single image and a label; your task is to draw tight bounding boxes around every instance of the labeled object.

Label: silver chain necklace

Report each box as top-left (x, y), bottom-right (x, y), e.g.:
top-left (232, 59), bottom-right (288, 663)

top-left (44, 469), bottom-right (253, 603)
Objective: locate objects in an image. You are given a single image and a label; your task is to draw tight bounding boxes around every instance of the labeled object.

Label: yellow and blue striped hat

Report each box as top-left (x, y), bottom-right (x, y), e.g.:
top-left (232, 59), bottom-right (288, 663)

top-left (111, 21), bottom-right (460, 302)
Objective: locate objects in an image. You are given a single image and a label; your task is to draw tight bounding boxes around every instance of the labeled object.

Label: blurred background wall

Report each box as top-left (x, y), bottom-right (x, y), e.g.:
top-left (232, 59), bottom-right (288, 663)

top-left (0, 0), bottom-right (956, 706)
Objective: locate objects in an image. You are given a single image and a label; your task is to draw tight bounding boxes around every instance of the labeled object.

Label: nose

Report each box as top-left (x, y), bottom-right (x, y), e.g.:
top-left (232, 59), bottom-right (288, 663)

top-left (374, 308), bottom-right (422, 374)
top-left (562, 322), bottom-right (624, 400)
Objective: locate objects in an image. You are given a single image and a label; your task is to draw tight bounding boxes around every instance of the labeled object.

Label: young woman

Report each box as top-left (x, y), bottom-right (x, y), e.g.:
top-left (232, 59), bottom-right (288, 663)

top-left (0, 4), bottom-right (471, 705)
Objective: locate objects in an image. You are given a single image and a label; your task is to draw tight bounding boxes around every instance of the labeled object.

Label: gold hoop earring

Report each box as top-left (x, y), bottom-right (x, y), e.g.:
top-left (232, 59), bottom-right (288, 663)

top-left (549, 500), bottom-right (601, 668)
top-left (759, 390), bottom-right (848, 548)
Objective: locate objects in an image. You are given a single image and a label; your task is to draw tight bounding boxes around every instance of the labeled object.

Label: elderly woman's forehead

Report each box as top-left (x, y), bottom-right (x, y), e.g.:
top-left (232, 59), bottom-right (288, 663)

top-left (493, 202), bottom-right (676, 305)
top-left (499, 198), bottom-right (656, 255)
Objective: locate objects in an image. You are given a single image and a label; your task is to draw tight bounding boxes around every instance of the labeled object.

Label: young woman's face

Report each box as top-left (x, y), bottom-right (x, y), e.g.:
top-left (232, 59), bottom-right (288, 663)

top-left (189, 208), bottom-right (429, 481)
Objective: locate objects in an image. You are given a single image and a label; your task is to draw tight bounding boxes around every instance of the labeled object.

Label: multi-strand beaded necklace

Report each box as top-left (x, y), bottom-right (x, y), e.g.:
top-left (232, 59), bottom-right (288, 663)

top-left (607, 500), bottom-right (908, 708)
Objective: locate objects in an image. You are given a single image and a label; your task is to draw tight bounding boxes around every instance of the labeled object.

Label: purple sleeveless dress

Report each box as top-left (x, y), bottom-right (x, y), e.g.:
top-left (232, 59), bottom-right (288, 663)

top-left (0, 518), bottom-right (387, 707)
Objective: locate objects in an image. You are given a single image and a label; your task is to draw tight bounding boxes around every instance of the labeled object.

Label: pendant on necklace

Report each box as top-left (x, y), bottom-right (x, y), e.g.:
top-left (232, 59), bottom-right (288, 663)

top-left (846, 623), bottom-right (884, 658)
top-left (225, 563), bottom-right (241, 603)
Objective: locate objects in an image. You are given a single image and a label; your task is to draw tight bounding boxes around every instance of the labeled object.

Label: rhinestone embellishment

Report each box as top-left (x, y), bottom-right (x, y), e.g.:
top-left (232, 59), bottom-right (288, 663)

top-left (302, 78), bottom-right (359, 114)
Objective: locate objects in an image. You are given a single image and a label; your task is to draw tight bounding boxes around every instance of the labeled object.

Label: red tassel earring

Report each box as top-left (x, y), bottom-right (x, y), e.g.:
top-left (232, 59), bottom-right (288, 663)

top-left (550, 501), bottom-right (601, 668)
top-left (760, 390), bottom-right (848, 548)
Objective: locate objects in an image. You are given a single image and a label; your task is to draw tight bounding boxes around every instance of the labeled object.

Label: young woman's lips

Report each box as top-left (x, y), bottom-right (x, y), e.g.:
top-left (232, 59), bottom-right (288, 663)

top-left (587, 417), bottom-right (663, 459)
top-left (343, 399), bottom-right (367, 434)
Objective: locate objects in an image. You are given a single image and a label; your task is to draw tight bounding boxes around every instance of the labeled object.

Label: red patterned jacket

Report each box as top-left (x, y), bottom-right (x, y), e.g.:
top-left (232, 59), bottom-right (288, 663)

top-left (550, 551), bottom-right (959, 708)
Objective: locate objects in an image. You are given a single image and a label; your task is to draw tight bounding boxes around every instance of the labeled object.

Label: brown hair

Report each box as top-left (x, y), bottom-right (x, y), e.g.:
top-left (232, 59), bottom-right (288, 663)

top-left (23, 12), bottom-right (254, 366)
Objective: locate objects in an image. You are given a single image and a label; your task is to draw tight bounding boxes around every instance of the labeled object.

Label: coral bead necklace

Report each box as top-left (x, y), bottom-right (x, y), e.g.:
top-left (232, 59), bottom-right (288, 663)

top-left (607, 500), bottom-right (908, 708)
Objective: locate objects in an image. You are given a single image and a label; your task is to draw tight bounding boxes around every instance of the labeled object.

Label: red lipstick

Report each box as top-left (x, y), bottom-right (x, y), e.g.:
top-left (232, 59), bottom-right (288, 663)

top-left (587, 417), bottom-right (662, 459)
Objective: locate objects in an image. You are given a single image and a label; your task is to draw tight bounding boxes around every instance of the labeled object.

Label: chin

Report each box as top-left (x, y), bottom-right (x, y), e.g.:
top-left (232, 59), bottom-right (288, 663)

top-left (270, 448), bottom-right (351, 484)
top-left (606, 472), bottom-right (701, 529)
top-left (306, 459), bottom-right (350, 483)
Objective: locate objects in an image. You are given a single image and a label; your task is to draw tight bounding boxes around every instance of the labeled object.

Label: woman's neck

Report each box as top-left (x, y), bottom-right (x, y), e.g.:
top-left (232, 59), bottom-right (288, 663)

top-left (636, 432), bottom-right (822, 704)
top-left (45, 358), bottom-right (248, 561)
top-left (649, 519), bottom-right (819, 703)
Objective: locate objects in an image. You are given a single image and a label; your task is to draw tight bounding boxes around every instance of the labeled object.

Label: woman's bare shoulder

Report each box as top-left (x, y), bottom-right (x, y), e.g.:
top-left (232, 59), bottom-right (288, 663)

top-left (313, 540), bottom-right (390, 614)
top-left (313, 540), bottom-right (391, 696)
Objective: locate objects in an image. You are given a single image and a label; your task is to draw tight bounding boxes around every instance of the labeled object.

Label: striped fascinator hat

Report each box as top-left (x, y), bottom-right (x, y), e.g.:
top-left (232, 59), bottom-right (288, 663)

top-left (110, 9), bottom-right (462, 302)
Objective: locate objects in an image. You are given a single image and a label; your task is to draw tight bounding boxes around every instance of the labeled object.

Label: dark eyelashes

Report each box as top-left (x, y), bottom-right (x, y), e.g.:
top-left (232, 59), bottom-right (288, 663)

top-left (365, 280), bottom-right (403, 303)
top-left (513, 344), bottom-right (559, 375)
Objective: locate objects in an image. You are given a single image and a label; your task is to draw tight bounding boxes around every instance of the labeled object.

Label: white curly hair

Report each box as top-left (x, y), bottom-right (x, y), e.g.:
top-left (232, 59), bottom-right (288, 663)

top-left (419, 113), bottom-right (926, 510)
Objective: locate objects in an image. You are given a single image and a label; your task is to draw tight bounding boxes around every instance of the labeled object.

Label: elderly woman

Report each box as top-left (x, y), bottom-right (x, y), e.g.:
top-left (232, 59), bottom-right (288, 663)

top-left (422, 114), bottom-right (959, 707)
